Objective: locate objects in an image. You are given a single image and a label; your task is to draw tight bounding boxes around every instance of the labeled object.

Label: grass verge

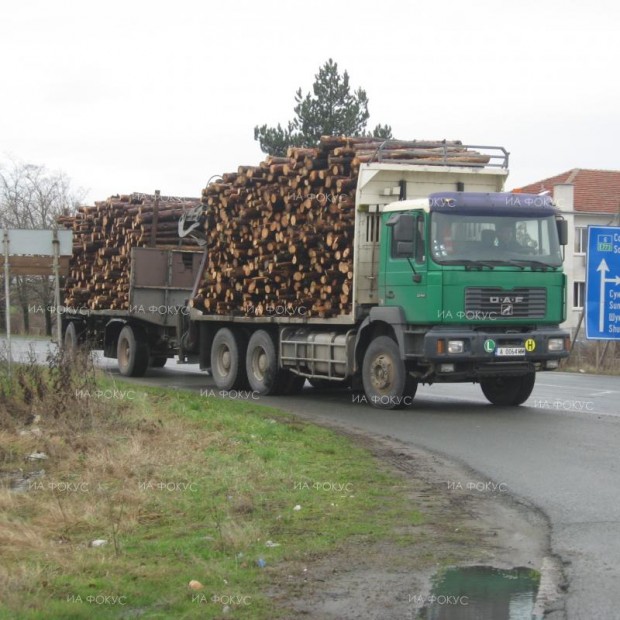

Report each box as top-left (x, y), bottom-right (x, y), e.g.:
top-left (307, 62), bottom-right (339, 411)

top-left (0, 351), bottom-right (423, 619)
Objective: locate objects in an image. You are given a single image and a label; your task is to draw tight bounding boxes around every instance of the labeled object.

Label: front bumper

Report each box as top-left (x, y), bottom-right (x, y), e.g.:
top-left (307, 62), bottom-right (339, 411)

top-left (419, 326), bottom-right (570, 379)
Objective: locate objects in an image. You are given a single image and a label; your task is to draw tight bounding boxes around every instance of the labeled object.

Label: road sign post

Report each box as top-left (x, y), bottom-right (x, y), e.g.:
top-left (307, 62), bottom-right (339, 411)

top-left (3, 230), bottom-right (12, 375)
top-left (585, 226), bottom-right (620, 340)
top-left (1, 228), bottom-right (73, 374)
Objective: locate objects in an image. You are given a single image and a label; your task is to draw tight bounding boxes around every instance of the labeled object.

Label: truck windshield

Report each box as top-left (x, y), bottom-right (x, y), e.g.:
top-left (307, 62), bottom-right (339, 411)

top-left (430, 212), bottom-right (563, 267)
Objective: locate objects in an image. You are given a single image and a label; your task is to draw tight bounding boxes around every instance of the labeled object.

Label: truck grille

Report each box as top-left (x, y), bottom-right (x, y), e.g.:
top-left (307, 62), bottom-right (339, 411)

top-left (465, 287), bottom-right (546, 318)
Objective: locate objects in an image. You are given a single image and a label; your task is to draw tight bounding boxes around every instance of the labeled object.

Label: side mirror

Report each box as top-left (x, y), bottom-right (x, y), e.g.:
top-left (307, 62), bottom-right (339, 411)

top-left (556, 219), bottom-right (568, 246)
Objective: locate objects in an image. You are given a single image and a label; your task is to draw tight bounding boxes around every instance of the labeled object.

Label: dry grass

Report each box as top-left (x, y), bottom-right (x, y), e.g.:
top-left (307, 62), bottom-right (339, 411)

top-left (0, 515), bottom-right (48, 550)
top-left (0, 347), bottom-right (225, 604)
top-left (562, 339), bottom-right (620, 374)
top-left (0, 348), bottom-right (425, 619)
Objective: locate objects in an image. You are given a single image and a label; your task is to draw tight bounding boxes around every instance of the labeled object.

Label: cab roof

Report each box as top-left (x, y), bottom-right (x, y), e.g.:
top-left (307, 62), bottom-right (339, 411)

top-left (382, 192), bottom-right (557, 217)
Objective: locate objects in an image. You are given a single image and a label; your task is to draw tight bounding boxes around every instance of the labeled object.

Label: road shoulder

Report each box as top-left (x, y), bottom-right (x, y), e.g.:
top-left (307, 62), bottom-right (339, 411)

top-left (268, 423), bottom-right (567, 619)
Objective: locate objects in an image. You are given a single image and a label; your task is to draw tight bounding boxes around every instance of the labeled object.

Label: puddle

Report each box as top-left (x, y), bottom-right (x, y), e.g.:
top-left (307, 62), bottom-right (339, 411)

top-left (416, 566), bottom-right (541, 620)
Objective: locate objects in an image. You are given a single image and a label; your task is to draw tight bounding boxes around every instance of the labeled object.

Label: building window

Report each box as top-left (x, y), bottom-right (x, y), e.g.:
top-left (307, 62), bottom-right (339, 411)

top-left (573, 281), bottom-right (585, 309)
top-left (575, 227), bottom-right (587, 255)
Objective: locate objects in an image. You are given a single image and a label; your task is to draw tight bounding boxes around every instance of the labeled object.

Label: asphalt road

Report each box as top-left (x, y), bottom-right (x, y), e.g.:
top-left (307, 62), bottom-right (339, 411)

top-left (4, 337), bottom-right (620, 619)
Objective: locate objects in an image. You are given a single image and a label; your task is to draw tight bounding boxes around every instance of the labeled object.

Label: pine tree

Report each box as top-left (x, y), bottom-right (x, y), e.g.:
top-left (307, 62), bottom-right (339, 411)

top-left (254, 59), bottom-right (392, 156)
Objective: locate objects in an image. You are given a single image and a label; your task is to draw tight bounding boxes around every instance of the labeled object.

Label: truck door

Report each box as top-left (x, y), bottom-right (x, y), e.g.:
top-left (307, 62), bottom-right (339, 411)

top-left (383, 211), bottom-right (431, 322)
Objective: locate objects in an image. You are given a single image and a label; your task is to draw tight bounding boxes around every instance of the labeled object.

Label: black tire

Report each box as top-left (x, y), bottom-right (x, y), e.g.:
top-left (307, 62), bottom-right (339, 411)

top-left (63, 322), bottom-right (81, 357)
top-left (117, 325), bottom-right (150, 377)
top-left (245, 330), bottom-right (286, 395)
top-left (211, 328), bottom-right (248, 390)
top-left (151, 357), bottom-right (168, 368)
top-left (480, 372), bottom-right (536, 406)
top-left (362, 336), bottom-right (414, 410)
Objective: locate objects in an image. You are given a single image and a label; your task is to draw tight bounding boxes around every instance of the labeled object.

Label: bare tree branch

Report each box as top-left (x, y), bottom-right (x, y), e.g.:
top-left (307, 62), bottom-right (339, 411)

top-left (0, 158), bottom-right (85, 334)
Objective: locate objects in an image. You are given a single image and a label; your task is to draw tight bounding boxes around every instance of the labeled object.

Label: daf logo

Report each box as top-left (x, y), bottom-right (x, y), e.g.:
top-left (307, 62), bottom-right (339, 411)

top-left (489, 296), bottom-right (525, 304)
top-left (501, 304), bottom-right (514, 316)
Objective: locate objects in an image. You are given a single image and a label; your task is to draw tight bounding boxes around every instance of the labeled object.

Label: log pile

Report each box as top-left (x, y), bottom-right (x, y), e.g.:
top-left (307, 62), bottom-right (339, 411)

top-left (191, 136), bottom-right (489, 318)
top-left (59, 193), bottom-right (200, 310)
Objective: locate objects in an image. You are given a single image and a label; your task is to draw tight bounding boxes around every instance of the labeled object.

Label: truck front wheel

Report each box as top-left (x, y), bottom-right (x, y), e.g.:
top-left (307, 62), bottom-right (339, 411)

top-left (117, 325), bottom-right (150, 377)
top-left (362, 336), bottom-right (415, 410)
top-left (211, 328), bottom-right (248, 390)
top-left (480, 372), bottom-right (536, 406)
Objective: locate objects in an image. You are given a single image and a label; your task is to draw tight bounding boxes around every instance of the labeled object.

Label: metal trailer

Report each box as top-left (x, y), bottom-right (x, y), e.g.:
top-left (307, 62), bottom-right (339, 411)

top-left (62, 247), bottom-right (203, 376)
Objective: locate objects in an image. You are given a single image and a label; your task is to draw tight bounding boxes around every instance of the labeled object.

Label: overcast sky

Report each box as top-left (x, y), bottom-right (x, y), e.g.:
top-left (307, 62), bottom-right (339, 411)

top-left (1, 0), bottom-right (618, 203)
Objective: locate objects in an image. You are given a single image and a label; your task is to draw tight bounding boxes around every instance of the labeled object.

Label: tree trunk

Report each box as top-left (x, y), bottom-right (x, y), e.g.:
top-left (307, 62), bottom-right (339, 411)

top-left (58, 140), bottom-right (490, 319)
top-left (59, 194), bottom-right (200, 311)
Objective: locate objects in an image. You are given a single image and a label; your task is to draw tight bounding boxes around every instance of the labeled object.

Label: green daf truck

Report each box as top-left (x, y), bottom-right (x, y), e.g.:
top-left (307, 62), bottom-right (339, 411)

top-left (184, 145), bottom-right (570, 409)
top-left (65, 145), bottom-right (570, 409)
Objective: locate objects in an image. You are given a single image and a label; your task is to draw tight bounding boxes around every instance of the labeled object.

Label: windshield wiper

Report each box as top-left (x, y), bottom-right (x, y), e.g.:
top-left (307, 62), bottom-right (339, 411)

top-left (509, 259), bottom-right (554, 271)
top-left (500, 260), bottom-right (526, 270)
top-left (441, 259), bottom-right (496, 270)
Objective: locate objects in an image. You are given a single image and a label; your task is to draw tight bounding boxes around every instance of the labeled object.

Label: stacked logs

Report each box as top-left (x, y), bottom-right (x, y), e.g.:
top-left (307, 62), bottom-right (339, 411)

top-left (60, 193), bottom-right (200, 310)
top-left (191, 137), bottom-right (489, 318)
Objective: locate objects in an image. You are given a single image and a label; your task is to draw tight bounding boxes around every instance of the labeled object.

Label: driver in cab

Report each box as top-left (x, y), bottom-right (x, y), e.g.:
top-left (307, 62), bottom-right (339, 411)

top-left (495, 222), bottom-right (527, 252)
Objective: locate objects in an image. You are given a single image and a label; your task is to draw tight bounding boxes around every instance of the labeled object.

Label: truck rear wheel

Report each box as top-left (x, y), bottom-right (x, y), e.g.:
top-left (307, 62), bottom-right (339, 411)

top-left (117, 325), bottom-right (150, 377)
top-left (362, 336), bottom-right (415, 410)
top-left (63, 322), bottom-right (82, 358)
top-left (480, 372), bottom-right (536, 406)
top-left (246, 330), bottom-right (288, 395)
top-left (211, 328), bottom-right (248, 390)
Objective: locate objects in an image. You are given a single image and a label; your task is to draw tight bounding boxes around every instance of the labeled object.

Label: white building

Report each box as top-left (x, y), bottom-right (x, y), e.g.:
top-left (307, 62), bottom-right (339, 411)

top-left (514, 169), bottom-right (620, 339)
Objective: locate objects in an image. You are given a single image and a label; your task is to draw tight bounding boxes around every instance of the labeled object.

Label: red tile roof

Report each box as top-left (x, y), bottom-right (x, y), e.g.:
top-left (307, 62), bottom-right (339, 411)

top-left (513, 169), bottom-right (620, 214)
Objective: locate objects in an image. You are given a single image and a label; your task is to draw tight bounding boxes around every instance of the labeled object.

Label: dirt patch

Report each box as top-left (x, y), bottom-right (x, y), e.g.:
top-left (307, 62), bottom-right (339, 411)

top-left (267, 425), bottom-right (566, 619)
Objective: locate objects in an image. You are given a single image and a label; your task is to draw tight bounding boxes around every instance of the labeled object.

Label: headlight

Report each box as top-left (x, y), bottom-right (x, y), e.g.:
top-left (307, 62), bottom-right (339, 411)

top-left (447, 340), bottom-right (464, 354)
top-left (548, 338), bottom-right (564, 352)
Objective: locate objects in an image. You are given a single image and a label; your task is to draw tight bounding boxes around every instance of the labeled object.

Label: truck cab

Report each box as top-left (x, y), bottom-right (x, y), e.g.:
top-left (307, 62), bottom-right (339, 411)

top-left (189, 143), bottom-right (570, 409)
top-left (357, 191), bottom-right (570, 407)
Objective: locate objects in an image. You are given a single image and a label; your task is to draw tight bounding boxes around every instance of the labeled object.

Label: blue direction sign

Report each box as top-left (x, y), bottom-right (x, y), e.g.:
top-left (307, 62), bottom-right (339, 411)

top-left (585, 226), bottom-right (620, 340)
